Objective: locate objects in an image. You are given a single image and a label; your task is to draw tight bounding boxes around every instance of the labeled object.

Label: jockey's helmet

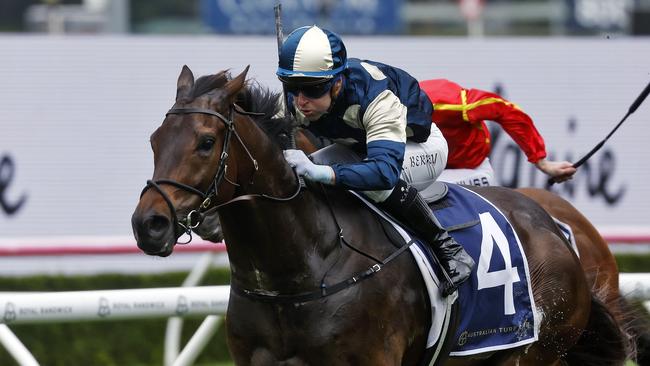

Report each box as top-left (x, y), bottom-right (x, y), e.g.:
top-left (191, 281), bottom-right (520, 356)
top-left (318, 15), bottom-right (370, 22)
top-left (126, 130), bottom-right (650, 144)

top-left (276, 25), bottom-right (347, 82)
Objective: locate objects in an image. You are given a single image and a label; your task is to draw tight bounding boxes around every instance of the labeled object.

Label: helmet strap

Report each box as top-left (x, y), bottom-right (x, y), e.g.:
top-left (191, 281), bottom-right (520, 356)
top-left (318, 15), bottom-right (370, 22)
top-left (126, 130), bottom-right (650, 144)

top-left (327, 75), bottom-right (344, 113)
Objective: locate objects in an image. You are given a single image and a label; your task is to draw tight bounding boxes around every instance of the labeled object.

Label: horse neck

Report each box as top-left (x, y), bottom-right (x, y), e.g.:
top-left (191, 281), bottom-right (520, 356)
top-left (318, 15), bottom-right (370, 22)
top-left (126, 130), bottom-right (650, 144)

top-left (219, 117), bottom-right (345, 292)
top-left (230, 115), bottom-right (296, 198)
top-left (221, 187), bottom-right (351, 294)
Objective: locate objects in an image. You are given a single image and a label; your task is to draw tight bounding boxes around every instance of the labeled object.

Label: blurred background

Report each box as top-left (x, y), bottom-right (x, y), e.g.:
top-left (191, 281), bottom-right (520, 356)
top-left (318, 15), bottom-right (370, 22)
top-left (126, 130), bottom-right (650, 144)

top-left (1, 0), bottom-right (649, 36)
top-left (1, 1), bottom-right (649, 365)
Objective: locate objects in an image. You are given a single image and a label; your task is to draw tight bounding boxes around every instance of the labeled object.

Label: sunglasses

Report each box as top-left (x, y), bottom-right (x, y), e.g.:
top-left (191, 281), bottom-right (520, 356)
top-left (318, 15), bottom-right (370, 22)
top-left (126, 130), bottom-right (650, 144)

top-left (283, 78), bottom-right (335, 99)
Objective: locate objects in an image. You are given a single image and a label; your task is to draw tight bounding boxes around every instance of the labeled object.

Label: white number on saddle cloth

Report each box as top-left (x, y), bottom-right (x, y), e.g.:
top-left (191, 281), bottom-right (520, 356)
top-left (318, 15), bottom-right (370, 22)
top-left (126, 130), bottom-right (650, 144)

top-left (477, 212), bottom-right (520, 315)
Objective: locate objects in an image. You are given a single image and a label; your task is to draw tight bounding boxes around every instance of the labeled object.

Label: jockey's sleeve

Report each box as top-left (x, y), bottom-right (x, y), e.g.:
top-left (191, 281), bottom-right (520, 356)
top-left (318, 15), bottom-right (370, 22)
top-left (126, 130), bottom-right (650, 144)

top-left (466, 89), bottom-right (547, 163)
top-left (331, 90), bottom-right (407, 190)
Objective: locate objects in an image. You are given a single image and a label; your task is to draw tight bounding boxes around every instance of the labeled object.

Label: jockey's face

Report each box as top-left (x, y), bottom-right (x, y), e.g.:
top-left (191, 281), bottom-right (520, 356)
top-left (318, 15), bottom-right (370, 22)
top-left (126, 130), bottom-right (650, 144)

top-left (290, 78), bottom-right (343, 121)
top-left (294, 90), bottom-right (331, 121)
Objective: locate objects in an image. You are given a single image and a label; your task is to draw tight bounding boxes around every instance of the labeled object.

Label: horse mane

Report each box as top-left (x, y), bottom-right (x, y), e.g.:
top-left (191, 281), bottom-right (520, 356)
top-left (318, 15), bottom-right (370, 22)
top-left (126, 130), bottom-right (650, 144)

top-left (188, 71), bottom-right (295, 149)
top-left (235, 80), bottom-right (295, 150)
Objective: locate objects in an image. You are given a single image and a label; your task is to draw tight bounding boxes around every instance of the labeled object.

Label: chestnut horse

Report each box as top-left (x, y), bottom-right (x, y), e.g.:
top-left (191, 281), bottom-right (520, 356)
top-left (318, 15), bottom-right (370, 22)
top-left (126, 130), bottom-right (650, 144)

top-left (132, 66), bottom-right (631, 365)
top-left (516, 188), bottom-right (649, 365)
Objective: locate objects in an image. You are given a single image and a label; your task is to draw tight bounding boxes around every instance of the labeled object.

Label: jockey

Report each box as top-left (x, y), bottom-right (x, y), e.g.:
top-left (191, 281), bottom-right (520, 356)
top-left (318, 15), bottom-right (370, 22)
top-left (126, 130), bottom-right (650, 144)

top-left (419, 79), bottom-right (576, 186)
top-left (278, 25), bottom-right (474, 296)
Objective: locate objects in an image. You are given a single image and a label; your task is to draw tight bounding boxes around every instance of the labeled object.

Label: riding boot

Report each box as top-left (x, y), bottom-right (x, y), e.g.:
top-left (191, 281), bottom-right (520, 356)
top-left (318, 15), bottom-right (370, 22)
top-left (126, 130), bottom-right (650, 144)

top-left (381, 180), bottom-right (475, 297)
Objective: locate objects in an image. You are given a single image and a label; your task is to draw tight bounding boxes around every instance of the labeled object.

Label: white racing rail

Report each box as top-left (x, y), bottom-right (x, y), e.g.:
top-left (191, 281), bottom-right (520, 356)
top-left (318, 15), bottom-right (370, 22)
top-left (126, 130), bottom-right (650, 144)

top-left (0, 286), bottom-right (229, 324)
top-left (0, 251), bottom-right (228, 366)
top-left (0, 285), bottom-right (229, 366)
top-left (619, 273), bottom-right (650, 303)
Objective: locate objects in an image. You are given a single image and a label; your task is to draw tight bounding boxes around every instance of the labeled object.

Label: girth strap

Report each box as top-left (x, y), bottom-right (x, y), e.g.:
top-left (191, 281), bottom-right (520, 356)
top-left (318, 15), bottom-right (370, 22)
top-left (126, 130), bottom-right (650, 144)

top-left (232, 239), bottom-right (415, 304)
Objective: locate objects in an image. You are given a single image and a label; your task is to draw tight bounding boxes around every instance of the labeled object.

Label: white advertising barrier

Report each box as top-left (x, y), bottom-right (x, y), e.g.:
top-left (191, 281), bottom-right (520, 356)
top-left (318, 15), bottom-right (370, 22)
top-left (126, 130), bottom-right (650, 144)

top-left (1, 36), bottom-right (649, 239)
top-left (0, 285), bottom-right (229, 324)
top-left (0, 275), bottom-right (647, 326)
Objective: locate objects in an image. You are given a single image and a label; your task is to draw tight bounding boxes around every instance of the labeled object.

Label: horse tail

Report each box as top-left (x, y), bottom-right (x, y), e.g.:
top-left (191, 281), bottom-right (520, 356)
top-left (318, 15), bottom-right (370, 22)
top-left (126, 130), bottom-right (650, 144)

top-left (617, 296), bottom-right (650, 365)
top-left (564, 295), bottom-right (631, 365)
top-left (591, 279), bottom-right (650, 365)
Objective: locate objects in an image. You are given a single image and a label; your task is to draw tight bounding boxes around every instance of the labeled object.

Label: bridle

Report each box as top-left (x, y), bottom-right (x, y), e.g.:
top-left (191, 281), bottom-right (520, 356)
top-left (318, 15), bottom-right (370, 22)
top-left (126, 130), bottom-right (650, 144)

top-left (139, 102), bottom-right (412, 305)
top-left (140, 104), bottom-right (301, 242)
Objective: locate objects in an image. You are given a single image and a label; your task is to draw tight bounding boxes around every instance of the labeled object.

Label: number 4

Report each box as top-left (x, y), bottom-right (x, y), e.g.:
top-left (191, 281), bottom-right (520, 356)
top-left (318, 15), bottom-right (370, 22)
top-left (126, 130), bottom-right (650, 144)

top-left (477, 212), bottom-right (520, 315)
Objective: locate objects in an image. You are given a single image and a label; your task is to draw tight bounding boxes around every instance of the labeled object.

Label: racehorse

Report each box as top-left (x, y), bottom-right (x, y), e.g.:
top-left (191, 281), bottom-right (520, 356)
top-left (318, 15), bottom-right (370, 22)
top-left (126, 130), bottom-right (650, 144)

top-left (199, 130), bottom-right (650, 365)
top-left (132, 66), bottom-right (631, 365)
top-left (275, 104), bottom-right (650, 365)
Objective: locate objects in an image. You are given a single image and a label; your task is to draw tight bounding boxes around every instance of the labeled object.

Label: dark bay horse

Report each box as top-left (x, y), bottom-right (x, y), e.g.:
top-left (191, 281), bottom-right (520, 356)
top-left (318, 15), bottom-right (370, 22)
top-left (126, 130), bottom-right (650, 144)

top-left (132, 66), bottom-right (631, 365)
top-left (252, 117), bottom-right (649, 364)
top-left (277, 131), bottom-right (650, 366)
top-left (289, 132), bottom-right (623, 302)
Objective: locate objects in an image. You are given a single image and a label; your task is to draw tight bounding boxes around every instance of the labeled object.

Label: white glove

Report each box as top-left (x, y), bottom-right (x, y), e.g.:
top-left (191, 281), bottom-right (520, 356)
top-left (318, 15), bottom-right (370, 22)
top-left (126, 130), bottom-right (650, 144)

top-left (283, 149), bottom-right (335, 185)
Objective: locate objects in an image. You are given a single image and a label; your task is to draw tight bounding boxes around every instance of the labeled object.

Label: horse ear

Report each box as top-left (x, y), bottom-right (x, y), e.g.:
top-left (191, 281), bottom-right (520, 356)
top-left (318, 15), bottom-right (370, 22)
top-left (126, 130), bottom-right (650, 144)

top-left (176, 65), bottom-right (195, 102)
top-left (224, 65), bottom-right (249, 99)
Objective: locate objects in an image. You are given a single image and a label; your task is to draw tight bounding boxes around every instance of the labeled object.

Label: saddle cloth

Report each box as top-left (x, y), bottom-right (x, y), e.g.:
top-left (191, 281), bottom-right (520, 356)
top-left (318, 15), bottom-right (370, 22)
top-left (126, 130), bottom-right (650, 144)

top-left (430, 184), bottom-right (539, 356)
top-left (352, 182), bottom-right (539, 362)
top-left (311, 142), bottom-right (539, 356)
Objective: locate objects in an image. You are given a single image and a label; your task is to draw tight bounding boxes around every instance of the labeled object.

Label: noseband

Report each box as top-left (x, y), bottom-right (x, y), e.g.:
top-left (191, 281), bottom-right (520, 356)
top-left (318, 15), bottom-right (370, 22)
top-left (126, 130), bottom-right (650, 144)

top-left (140, 104), bottom-right (301, 243)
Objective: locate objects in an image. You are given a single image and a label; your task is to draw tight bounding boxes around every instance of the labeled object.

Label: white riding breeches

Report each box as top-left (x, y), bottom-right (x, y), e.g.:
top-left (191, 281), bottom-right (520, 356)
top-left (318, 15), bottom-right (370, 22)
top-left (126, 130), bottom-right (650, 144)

top-left (363, 126), bottom-right (448, 203)
top-left (437, 157), bottom-right (498, 187)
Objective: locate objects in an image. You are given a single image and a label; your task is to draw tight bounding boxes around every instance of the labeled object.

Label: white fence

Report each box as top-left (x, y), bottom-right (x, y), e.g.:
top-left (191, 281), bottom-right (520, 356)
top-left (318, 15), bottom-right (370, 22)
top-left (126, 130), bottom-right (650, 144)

top-left (0, 286), bottom-right (229, 366)
top-left (0, 287), bottom-right (228, 366)
top-left (0, 286), bottom-right (229, 324)
top-left (0, 251), bottom-right (226, 366)
top-left (619, 273), bottom-right (650, 303)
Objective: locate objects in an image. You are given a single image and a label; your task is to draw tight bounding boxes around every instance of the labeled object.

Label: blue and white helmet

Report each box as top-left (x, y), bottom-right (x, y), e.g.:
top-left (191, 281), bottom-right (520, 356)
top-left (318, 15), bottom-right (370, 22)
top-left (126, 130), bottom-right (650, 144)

top-left (277, 25), bottom-right (347, 80)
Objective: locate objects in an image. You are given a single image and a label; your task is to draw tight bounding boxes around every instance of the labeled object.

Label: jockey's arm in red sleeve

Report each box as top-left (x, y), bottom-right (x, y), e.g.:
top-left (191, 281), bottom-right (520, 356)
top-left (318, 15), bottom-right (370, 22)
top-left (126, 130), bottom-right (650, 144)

top-left (465, 88), bottom-right (576, 182)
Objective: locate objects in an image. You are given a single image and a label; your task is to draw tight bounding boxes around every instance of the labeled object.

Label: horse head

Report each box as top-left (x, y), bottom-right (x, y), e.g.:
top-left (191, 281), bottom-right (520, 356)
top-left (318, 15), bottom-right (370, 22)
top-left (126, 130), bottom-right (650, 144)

top-left (131, 65), bottom-right (296, 256)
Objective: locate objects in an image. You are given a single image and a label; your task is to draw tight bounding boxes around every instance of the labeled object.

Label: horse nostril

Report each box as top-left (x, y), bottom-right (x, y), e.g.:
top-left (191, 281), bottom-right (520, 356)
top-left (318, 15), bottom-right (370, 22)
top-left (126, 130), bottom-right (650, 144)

top-left (145, 214), bottom-right (170, 236)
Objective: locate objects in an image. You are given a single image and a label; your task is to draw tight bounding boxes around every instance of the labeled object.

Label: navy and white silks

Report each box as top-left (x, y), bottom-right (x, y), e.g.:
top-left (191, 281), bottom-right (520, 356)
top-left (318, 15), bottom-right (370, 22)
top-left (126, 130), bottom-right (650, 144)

top-left (286, 58), bottom-right (448, 202)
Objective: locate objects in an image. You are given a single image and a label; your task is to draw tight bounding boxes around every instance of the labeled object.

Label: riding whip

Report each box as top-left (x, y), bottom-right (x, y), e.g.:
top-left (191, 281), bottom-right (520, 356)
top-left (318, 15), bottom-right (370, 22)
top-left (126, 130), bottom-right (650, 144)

top-left (274, 3), bottom-right (306, 188)
top-left (274, 3), bottom-right (283, 54)
top-left (549, 80), bottom-right (650, 185)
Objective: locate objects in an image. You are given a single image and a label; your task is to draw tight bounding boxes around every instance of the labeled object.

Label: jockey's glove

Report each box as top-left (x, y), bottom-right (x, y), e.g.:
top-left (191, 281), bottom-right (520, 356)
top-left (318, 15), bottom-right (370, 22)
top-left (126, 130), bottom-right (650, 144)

top-left (283, 149), bottom-right (335, 185)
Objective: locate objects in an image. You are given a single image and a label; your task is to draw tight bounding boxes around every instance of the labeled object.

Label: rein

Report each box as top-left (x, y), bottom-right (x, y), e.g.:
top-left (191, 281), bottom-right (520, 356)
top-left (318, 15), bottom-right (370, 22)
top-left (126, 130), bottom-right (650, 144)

top-left (232, 185), bottom-right (415, 304)
top-left (142, 103), bottom-right (412, 304)
top-left (140, 104), bottom-right (301, 242)
top-left (232, 239), bottom-right (414, 303)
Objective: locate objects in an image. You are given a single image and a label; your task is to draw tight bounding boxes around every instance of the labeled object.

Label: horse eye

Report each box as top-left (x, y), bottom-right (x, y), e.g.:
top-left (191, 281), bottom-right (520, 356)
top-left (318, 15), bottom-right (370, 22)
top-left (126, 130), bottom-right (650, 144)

top-left (197, 137), bottom-right (215, 152)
